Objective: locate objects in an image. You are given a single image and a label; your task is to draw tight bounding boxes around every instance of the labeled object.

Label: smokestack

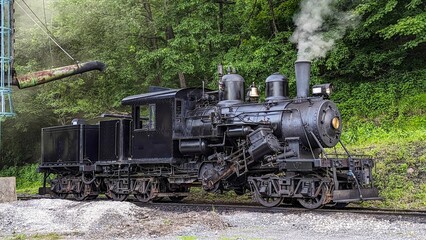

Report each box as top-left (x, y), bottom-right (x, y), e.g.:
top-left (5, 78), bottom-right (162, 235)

top-left (295, 60), bottom-right (311, 99)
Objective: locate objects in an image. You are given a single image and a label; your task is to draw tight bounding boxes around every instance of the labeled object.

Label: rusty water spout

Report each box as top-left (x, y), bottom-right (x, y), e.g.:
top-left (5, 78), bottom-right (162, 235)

top-left (12, 61), bottom-right (106, 89)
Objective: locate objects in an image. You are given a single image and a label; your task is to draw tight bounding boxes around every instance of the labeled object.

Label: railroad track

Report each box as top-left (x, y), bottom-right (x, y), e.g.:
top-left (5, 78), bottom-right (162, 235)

top-left (17, 194), bottom-right (426, 220)
top-left (145, 201), bottom-right (426, 220)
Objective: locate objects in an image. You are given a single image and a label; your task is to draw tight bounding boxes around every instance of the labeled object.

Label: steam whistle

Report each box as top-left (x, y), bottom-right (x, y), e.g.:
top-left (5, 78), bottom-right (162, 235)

top-left (12, 61), bottom-right (106, 89)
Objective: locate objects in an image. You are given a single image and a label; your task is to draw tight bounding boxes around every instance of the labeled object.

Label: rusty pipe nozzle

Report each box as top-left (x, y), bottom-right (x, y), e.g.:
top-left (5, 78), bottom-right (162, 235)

top-left (12, 61), bottom-right (106, 89)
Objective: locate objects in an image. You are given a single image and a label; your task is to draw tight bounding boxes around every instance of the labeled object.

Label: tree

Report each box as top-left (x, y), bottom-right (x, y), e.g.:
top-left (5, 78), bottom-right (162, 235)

top-left (323, 0), bottom-right (426, 78)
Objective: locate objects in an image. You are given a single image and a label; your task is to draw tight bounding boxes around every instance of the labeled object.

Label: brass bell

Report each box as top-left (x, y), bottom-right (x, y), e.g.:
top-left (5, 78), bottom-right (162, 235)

top-left (249, 82), bottom-right (260, 98)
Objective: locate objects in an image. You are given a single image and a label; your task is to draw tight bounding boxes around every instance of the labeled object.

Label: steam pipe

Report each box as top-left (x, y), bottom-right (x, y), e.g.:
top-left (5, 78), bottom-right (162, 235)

top-left (12, 61), bottom-right (106, 89)
top-left (295, 60), bottom-right (311, 99)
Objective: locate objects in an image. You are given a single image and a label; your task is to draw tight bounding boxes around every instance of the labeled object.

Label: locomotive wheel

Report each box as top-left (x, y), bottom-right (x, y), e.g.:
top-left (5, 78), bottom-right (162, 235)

top-left (251, 174), bottom-right (283, 208)
top-left (73, 192), bottom-right (88, 201)
top-left (199, 163), bottom-right (221, 192)
top-left (75, 192), bottom-right (99, 201)
top-left (51, 176), bottom-right (68, 199)
top-left (297, 184), bottom-right (327, 209)
top-left (51, 192), bottom-right (68, 199)
top-left (256, 194), bottom-right (283, 208)
top-left (108, 191), bottom-right (128, 201)
top-left (104, 178), bottom-right (129, 201)
top-left (134, 181), bottom-right (153, 203)
top-left (74, 180), bottom-right (100, 201)
top-left (134, 192), bottom-right (151, 203)
top-left (73, 182), bottom-right (90, 201)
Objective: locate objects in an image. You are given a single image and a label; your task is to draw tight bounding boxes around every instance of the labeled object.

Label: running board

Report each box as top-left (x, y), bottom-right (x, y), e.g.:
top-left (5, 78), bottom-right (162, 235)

top-left (333, 188), bottom-right (381, 202)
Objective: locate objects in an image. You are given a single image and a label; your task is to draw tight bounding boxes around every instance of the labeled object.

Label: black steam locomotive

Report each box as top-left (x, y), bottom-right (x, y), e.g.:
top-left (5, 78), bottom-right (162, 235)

top-left (38, 61), bottom-right (380, 209)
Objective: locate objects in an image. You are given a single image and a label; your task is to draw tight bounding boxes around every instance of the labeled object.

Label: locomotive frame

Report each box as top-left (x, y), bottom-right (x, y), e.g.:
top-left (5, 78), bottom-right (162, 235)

top-left (38, 61), bottom-right (380, 209)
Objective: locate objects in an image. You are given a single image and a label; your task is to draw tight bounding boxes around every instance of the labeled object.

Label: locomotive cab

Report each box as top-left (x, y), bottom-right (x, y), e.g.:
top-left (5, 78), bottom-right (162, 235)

top-left (121, 90), bottom-right (177, 163)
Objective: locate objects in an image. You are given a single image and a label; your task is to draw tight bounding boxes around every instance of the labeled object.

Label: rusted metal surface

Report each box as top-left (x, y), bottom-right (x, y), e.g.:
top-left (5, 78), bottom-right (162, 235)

top-left (12, 61), bottom-right (106, 89)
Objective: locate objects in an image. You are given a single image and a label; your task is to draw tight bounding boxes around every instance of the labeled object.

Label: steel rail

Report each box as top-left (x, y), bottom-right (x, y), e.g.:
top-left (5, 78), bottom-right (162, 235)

top-left (16, 194), bottom-right (426, 220)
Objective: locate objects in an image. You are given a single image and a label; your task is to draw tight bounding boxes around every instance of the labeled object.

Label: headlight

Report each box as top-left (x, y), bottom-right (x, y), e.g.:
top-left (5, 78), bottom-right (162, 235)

top-left (331, 117), bottom-right (340, 130)
top-left (312, 83), bottom-right (333, 98)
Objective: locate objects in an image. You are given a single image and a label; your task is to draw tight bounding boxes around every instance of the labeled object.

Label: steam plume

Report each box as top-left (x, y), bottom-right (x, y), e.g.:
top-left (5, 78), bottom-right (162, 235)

top-left (290, 0), bottom-right (358, 61)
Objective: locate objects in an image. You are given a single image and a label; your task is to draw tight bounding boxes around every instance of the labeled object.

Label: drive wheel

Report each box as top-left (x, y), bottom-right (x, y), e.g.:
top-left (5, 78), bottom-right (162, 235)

top-left (108, 191), bottom-right (128, 201)
top-left (51, 192), bottom-right (68, 199)
top-left (134, 180), bottom-right (153, 203)
top-left (199, 163), bottom-right (221, 192)
top-left (297, 184), bottom-right (327, 209)
top-left (256, 193), bottom-right (283, 208)
top-left (50, 177), bottom-right (68, 199)
top-left (73, 192), bottom-right (88, 201)
top-left (134, 191), bottom-right (152, 203)
top-left (251, 174), bottom-right (283, 208)
top-left (73, 182), bottom-right (90, 201)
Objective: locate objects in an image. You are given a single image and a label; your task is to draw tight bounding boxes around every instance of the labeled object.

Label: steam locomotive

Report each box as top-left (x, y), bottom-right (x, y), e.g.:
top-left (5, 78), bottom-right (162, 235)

top-left (38, 60), bottom-right (380, 209)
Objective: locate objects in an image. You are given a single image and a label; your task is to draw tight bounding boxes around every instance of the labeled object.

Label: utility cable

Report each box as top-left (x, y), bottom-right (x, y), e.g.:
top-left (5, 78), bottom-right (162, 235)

top-left (15, 0), bottom-right (78, 63)
top-left (42, 0), bottom-right (54, 66)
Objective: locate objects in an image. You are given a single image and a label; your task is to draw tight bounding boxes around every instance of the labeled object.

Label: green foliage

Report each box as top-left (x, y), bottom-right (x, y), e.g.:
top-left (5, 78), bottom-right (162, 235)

top-left (325, 0), bottom-right (426, 79)
top-left (0, 164), bottom-right (43, 194)
top-left (351, 141), bottom-right (426, 209)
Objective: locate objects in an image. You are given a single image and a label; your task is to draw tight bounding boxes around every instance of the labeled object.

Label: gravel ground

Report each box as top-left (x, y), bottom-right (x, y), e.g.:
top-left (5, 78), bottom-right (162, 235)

top-left (0, 199), bottom-right (425, 240)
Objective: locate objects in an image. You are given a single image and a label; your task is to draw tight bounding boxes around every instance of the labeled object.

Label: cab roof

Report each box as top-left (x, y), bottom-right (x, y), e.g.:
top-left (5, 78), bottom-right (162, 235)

top-left (121, 89), bottom-right (178, 105)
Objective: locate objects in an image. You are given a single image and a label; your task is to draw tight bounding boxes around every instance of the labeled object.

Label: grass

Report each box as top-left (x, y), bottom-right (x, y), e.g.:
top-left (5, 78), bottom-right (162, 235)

top-left (348, 140), bottom-right (426, 209)
top-left (185, 186), bottom-right (253, 204)
top-left (178, 236), bottom-right (198, 240)
top-left (0, 164), bottom-right (42, 195)
top-left (340, 115), bottom-right (426, 210)
top-left (4, 233), bottom-right (62, 240)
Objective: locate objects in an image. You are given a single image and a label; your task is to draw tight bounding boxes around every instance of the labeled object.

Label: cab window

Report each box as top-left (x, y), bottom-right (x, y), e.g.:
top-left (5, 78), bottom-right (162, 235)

top-left (134, 104), bottom-right (156, 131)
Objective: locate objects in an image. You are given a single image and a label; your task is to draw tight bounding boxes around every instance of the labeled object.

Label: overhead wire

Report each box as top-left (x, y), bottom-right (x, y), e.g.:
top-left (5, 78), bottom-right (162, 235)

top-left (42, 0), bottom-right (54, 66)
top-left (15, 0), bottom-right (78, 63)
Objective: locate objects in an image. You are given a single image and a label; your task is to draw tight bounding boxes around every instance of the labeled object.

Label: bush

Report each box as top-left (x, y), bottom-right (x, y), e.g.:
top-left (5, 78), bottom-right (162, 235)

top-left (0, 164), bottom-right (43, 194)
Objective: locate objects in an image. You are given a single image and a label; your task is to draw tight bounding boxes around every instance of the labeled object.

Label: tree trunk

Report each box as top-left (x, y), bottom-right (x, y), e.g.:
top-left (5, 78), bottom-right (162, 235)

top-left (142, 0), bottom-right (162, 84)
top-left (178, 72), bottom-right (186, 88)
top-left (267, 0), bottom-right (278, 37)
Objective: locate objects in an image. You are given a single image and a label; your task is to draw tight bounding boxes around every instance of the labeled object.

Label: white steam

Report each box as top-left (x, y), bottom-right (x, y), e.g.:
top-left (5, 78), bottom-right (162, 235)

top-left (290, 0), bottom-right (358, 61)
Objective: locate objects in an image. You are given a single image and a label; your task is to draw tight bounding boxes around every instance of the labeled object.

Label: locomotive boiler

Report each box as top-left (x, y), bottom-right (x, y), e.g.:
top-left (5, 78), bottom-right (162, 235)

top-left (38, 60), bottom-right (380, 209)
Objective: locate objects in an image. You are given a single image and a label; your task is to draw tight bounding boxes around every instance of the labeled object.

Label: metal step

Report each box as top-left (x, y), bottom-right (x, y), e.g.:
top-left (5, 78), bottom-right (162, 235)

top-left (333, 188), bottom-right (382, 202)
